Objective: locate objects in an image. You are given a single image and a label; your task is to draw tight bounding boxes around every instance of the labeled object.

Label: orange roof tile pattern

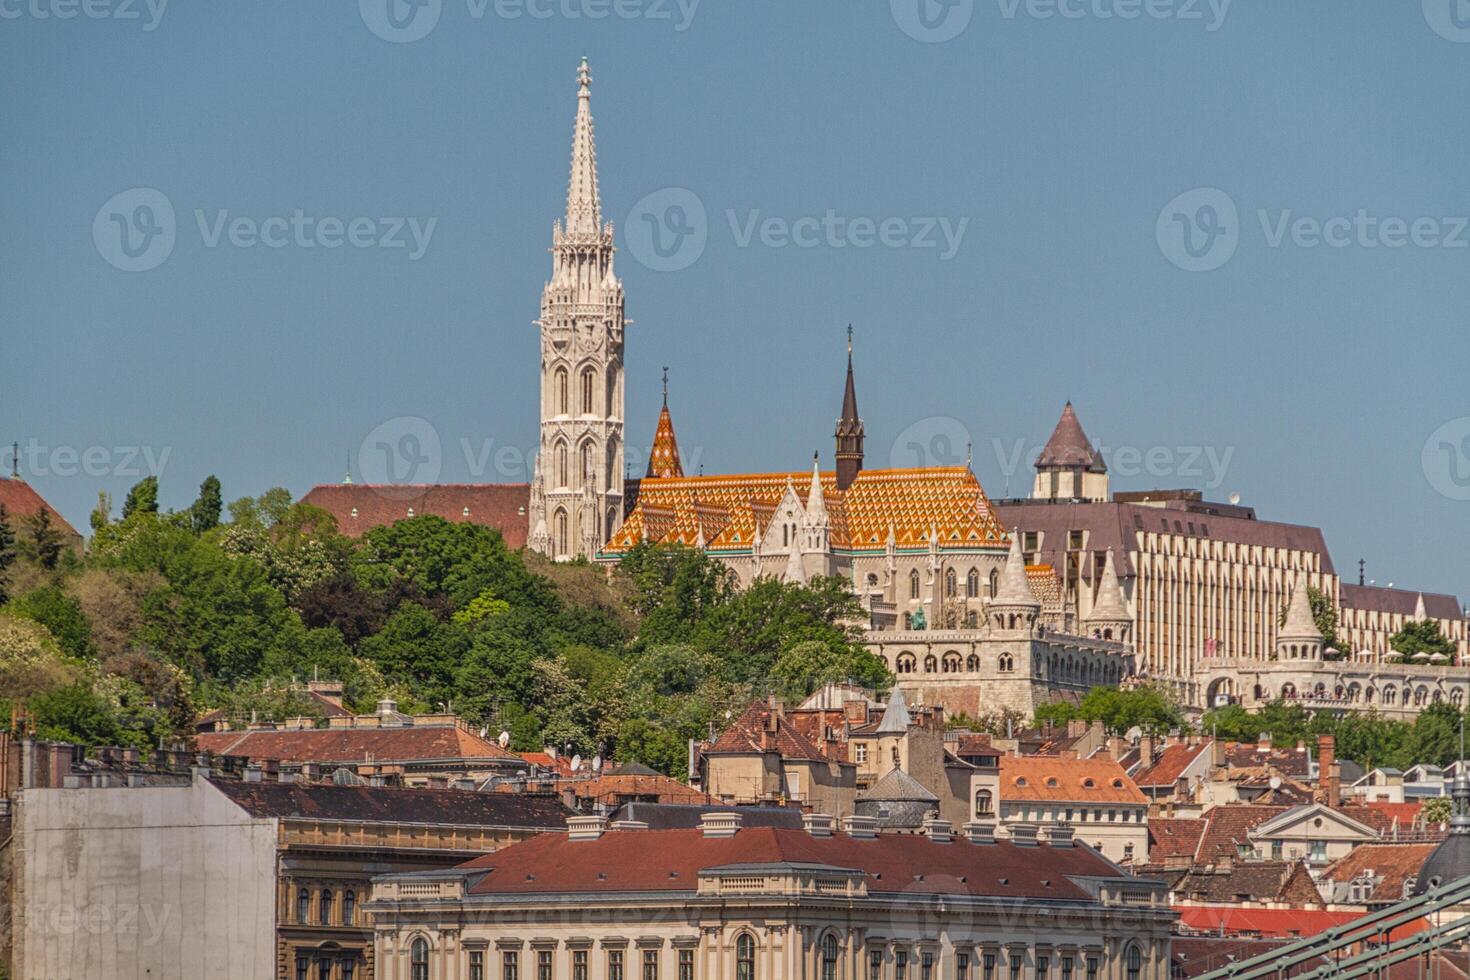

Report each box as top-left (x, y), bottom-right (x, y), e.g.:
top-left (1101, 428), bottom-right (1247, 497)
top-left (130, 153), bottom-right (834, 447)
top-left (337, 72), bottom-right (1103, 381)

top-left (604, 467), bottom-right (1007, 555)
top-left (1026, 565), bottom-right (1062, 605)
top-left (193, 723), bottom-right (521, 764)
top-left (645, 406), bottom-right (683, 478)
top-left (999, 755), bottom-right (1147, 804)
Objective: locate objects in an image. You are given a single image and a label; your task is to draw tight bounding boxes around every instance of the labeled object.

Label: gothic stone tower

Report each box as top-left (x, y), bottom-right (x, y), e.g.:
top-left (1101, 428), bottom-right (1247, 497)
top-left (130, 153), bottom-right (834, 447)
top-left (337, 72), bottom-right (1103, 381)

top-left (534, 58), bottom-right (626, 560)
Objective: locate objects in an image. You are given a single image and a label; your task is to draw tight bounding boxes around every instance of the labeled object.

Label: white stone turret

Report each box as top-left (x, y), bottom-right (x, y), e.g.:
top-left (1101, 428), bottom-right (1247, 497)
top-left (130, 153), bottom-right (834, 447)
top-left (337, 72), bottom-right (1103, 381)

top-left (988, 530), bottom-right (1040, 636)
top-left (534, 57), bottom-right (626, 560)
top-left (1276, 573), bottom-right (1323, 662)
top-left (1084, 548), bottom-right (1132, 642)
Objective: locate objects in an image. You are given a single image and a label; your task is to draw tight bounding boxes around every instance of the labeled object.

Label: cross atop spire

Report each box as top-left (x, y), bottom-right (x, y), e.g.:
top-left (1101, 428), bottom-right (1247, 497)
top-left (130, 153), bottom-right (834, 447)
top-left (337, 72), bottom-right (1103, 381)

top-left (645, 373), bottom-right (683, 479)
top-left (834, 326), bottom-right (865, 492)
top-left (565, 56), bottom-right (602, 235)
top-left (661, 366), bottom-right (669, 408)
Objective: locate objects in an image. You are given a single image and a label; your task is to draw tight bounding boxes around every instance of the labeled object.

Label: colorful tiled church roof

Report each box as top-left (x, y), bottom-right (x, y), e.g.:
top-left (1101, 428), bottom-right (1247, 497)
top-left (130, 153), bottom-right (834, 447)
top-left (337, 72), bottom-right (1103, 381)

top-left (602, 466), bottom-right (1008, 556)
top-left (645, 370), bottom-right (683, 478)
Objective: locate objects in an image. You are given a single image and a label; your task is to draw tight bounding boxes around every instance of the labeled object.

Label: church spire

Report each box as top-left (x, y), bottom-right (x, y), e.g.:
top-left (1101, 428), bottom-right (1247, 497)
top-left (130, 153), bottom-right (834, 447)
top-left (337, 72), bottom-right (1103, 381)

top-left (645, 368), bottom-right (684, 479)
top-left (564, 56), bottom-right (602, 236)
top-left (834, 326), bottom-right (865, 492)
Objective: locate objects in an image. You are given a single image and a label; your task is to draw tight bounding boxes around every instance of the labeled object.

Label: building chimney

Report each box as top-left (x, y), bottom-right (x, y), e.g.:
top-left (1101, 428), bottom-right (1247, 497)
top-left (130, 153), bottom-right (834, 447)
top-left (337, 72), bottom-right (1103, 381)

top-left (1257, 733), bottom-right (1272, 753)
top-left (700, 811), bottom-right (742, 839)
top-left (567, 815), bottom-right (609, 842)
top-left (1048, 826), bottom-right (1076, 847)
top-left (842, 814), bottom-right (879, 840)
top-left (963, 819), bottom-right (997, 845)
top-left (609, 819), bottom-right (650, 832)
top-left (923, 817), bottom-right (953, 844)
top-left (243, 765), bottom-right (263, 783)
top-left (1009, 824), bottom-right (1041, 847)
top-left (803, 813), bottom-right (836, 838)
top-left (1139, 735), bottom-right (1155, 769)
top-left (1318, 735), bottom-right (1339, 808)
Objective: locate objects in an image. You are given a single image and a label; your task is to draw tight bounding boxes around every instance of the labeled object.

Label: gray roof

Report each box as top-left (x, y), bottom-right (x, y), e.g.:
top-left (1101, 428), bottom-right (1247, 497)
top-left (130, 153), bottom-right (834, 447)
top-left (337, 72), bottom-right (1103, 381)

top-left (607, 802), bottom-right (803, 830)
top-left (875, 688), bottom-right (912, 735)
top-left (857, 766), bottom-right (939, 803)
top-left (1340, 584), bottom-right (1463, 621)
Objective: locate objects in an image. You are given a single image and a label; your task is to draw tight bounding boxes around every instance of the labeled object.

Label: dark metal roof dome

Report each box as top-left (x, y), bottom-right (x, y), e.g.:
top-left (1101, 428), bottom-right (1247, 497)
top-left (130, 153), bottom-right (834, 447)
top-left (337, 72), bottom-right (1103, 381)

top-left (1414, 743), bottom-right (1470, 896)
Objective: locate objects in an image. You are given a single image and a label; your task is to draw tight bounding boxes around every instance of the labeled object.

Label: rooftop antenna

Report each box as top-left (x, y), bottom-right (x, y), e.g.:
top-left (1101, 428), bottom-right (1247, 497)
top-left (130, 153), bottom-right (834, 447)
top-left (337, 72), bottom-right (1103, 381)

top-left (344, 451), bottom-right (353, 485)
top-left (847, 323), bottom-right (853, 355)
top-left (9, 442), bottom-right (17, 479)
top-left (1358, 558), bottom-right (1365, 587)
top-left (661, 366), bottom-right (669, 408)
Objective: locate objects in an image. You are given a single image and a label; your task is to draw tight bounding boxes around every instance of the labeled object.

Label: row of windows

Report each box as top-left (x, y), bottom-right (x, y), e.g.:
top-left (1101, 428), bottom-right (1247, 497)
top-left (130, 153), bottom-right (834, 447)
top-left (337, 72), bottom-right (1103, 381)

top-left (902, 568), bottom-right (1000, 600)
top-left (1274, 682), bottom-right (1466, 708)
top-left (549, 365), bottom-right (615, 418)
top-left (408, 938), bottom-right (1146, 980)
top-left (294, 886), bottom-right (357, 926)
top-left (295, 957), bottom-right (356, 980)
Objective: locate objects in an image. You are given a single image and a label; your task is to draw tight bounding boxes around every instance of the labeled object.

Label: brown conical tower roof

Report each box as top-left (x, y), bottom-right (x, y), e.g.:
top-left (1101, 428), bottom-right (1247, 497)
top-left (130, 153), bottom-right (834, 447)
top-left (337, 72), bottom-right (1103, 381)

top-left (1037, 402), bottom-right (1106, 473)
top-left (645, 371), bottom-right (684, 479)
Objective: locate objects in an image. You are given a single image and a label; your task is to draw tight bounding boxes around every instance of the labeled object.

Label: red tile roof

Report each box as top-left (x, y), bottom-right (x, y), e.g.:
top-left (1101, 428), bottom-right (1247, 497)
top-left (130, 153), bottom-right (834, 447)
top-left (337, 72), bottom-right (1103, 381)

top-left (1340, 803), bottom-right (1443, 840)
top-left (706, 702), bottom-right (838, 764)
top-left (1193, 805), bottom-right (1290, 865)
top-left (0, 478), bottom-right (80, 539)
top-left (1175, 906), bottom-right (1426, 941)
top-left (1000, 755), bottom-right (1146, 804)
top-left (1322, 842), bottom-right (1439, 903)
top-left (193, 723), bottom-right (521, 765)
top-left (564, 772), bottom-right (710, 807)
top-left (1149, 818), bottom-right (1207, 863)
top-left (1135, 741), bottom-right (1212, 789)
top-left (460, 826), bottom-right (1133, 901)
top-left (301, 483), bottom-right (530, 548)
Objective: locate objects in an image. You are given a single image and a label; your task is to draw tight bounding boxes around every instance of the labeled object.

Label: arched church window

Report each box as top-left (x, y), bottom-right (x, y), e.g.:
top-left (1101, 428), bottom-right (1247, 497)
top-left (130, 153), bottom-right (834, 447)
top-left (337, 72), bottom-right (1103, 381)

top-left (924, 654), bottom-right (938, 674)
top-left (580, 442), bottom-right (594, 489)
top-left (581, 367), bottom-right (595, 414)
top-left (555, 443), bottom-right (569, 488)
top-left (989, 568), bottom-right (1000, 598)
top-left (555, 367), bottom-right (569, 415)
top-left (945, 568), bottom-right (957, 597)
top-left (909, 570), bottom-right (921, 599)
top-left (967, 568), bottom-right (980, 598)
top-left (554, 509), bottom-right (569, 557)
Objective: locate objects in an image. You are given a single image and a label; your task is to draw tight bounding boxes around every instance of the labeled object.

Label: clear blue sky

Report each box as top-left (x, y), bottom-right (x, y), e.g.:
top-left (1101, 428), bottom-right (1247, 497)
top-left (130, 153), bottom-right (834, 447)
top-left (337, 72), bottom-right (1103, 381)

top-left (3, 1), bottom-right (1468, 602)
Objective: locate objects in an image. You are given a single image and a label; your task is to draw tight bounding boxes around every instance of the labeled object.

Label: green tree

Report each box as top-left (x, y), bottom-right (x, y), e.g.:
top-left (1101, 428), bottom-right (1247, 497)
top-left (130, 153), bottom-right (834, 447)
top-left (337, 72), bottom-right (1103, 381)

top-left (121, 476), bottom-right (159, 519)
top-left (1076, 685), bottom-right (1183, 736)
top-left (20, 509), bottom-right (65, 570)
top-left (1390, 620), bottom-right (1456, 660)
top-left (1033, 701), bottom-right (1081, 729)
top-left (89, 491), bottom-right (112, 535)
top-left (0, 505), bottom-right (15, 604)
top-left (1407, 702), bottom-right (1463, 768)
top-left (769, 639), bottom-right (890, 701)
top-left (191, 475), bottom-right (223, 533)
top-left (7, 586), bottom-right (93, 660)
top-left (0, 614), bottom-right (77, 704)
top-left (358, 602), bottom-right (468, 706)
top-left (1424, 796), bottom-right (1453, 826)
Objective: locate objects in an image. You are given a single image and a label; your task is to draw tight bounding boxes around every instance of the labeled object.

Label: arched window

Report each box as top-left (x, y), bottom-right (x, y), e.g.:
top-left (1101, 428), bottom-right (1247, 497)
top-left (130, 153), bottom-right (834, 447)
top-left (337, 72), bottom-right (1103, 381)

top-left (975, 789), bottom-right (993, 816)
top-left (579, 442), bottom-right (595, 489)
top-left (945, 568), bottom-right (957, 597)
top-left (411, 939), bottom-right (429, 980)
top-left (297, 887), bottom-right (310, 923)
top-left (343, 890), bottom-right (356, 925)
top-left (554, 509), bottom-right (569, 557)
top-left (319, 889), bottom-right (333, 925)
top-left (555, 442), bottom-right (569, 488)
top-left (1384, 686), bottom-right (1397, 705)
top-left (909, 570), bottom-right (921, 600)
top-left (999, 653), bottom-right (1014, 673)
top-left (923, 654), bottom-right (938, 674)
top-left (736, 934), bottom-right (756, 980)
top-left (821, 934), bottom-right (839, 980)
top-left (866, 573), bottom-right (879, 587)
top-left (896, 653), bottom-right (916, 675)
top-left (554, 367), bottom-right (569, 415)
top-left (966, 653), bottom-right (981, 671)
top-left (989, 568), bottom-right (1000, 598)
top-left (967, 568), bottom-right (980, 598)
top-left (1126, 944), bottom-right (1143, 980)
top-left (581, 367), bottom-right (595, 414)
top-left (943, 652), bottom-right (962, 673)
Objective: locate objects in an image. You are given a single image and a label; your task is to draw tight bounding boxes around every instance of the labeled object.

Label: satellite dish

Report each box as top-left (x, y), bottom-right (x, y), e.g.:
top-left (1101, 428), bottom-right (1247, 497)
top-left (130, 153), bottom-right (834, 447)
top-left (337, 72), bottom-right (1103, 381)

top-left (498, 731), bottom-right (511, 749)
top-left (479, 727), bottom-right (488, 738)
top-left (593, 755), bottom-right (604, 771)
top-left (1229, 493), bottom-right (1241, 506)
top-left (570, 754), bottom-right (582, 772)
top-left (1269, 776), bottom-right (1282, 790)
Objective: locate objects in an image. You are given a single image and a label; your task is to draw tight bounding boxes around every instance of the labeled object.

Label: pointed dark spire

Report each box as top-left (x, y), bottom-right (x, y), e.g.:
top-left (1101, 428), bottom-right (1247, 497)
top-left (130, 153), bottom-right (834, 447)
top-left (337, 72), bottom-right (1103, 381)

top-left (1036, 402), bottom-right (1106, 473)
top-left (835, 326), bottom-right (865, 491)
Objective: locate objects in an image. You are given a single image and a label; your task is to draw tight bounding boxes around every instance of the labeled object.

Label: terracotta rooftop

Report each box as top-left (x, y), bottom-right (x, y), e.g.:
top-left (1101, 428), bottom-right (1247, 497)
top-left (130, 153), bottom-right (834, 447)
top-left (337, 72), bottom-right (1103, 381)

top-left (1175, 905), bottom-right (1426, 941)
top-left (1148, 818), bottom-right (1207, 863)
top-left (193, 723), bottom-right (521, 765)
top-left (1134, 741), bottom-right (1212, 789)
top-left (706, 702), bottom-right (839, 764)
top-left (301, 483), bottom-right (530, 548)
top-left (562, 771), bottom-right (709, 808)
top-left (210, 778), bottom-right (570, 829)
top-left (999, 755), bottom-right (1146, 805)
top-left (458, 826), bottom-right (1137, 901)
top-left (605, 466), bottom-right (1007, 555)
top-left (1192, 805), bottom-right (1290, 865)
top-left (1321, 842), bottom-right (1439, 904)
top-left (0, 478), bottom-right (80, 539)
top-left (1168, 861), bottom-right (1320, 905)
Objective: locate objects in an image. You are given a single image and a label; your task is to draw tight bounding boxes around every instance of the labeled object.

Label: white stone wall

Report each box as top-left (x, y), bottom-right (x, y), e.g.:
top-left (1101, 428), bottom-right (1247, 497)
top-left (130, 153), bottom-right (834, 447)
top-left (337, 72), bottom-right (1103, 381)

top-left (14, 777), bottom-right (277, 980)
